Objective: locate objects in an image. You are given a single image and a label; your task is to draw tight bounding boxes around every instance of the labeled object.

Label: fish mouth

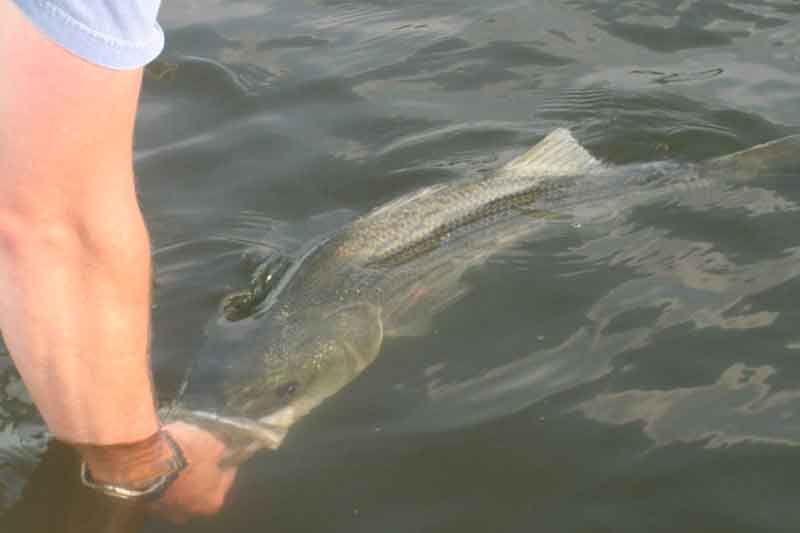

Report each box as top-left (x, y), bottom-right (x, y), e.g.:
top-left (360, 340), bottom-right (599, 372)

top-left (167, 408), bottom-right (292, 466)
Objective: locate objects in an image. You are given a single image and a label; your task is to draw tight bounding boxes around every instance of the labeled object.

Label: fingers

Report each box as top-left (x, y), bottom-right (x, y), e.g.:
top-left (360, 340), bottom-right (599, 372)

top-left (146, 422), bottom-right (239, 523)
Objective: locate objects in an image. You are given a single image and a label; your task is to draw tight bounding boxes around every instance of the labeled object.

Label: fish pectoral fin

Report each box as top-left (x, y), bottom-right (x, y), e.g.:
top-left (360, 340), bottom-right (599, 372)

top-left (326, 303), bottom-right (385, 370)
top-left (500, 128), bottom-right (602, 179)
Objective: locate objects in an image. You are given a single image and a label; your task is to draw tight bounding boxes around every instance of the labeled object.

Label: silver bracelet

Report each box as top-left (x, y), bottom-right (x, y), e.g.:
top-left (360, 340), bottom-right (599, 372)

top-left (80, 430), bottom-right (187, 502)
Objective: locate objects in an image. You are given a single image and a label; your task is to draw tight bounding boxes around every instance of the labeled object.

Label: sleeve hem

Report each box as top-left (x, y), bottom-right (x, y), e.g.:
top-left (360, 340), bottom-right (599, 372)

top-left (11, 0), bottom-right (164, 70)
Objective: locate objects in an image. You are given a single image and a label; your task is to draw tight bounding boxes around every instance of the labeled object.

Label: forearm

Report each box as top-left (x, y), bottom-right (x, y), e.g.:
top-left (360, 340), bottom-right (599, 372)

top-left (0, 191), bottom-right (159, 445)
top-left (0, 1), bottom-right (238, 516)
top-left (0, 0), bottom-right (159, 446)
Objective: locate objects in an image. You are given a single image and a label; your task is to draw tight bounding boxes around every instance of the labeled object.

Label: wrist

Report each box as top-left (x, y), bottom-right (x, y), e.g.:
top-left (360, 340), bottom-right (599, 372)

top-left (72, 429), bottom-right (182, 489)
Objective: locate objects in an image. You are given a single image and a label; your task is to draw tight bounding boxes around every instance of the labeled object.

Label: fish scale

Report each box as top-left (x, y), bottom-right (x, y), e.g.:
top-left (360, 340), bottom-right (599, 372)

top-left (338, 128), bottom-right (600, 264)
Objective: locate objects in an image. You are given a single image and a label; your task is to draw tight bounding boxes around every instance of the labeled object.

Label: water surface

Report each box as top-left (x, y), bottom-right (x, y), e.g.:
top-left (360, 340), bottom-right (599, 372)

top-left (2, 1), bottom-right (800, 531)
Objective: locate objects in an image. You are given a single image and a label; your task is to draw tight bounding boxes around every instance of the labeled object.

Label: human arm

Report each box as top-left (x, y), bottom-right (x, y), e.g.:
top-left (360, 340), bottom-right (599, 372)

top-left (0, 0), bottom-right (234, 521)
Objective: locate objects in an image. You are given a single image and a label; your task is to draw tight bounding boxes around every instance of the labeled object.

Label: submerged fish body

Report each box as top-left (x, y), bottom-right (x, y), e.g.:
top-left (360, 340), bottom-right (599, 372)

top-left (172, 129), bottom-right (800, 462)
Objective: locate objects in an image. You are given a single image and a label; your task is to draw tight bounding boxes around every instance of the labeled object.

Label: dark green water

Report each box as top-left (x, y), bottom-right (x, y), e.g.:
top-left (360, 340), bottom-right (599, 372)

top-left (2, 0), bottom-right (800, 531)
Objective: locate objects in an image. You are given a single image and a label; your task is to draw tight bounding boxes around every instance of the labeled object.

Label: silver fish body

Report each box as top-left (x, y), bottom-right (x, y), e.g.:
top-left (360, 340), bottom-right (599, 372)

top-left (171, 129), bottom-right (800, 462)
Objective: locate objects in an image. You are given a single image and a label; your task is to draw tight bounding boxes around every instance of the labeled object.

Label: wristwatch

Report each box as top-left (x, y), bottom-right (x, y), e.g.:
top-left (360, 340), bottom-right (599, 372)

top-left (80, 430), bottom-right (187, 502)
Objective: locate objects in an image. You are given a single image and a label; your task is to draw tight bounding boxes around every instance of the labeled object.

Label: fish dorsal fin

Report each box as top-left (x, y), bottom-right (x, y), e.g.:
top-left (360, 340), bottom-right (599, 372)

top-left (500, 128), bottom-right (602, 178)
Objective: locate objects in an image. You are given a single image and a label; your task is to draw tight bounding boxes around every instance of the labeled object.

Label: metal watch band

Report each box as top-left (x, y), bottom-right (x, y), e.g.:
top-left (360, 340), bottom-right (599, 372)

top-left (80, 430), bottom-right (187, 502)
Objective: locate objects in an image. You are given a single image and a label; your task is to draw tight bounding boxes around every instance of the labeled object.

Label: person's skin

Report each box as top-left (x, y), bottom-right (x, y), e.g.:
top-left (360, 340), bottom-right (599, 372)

top-left (0, 0), bottom-right (236, 523)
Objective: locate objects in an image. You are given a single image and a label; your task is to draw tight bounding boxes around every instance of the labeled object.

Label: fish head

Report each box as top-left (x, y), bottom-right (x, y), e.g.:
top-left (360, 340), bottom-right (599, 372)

top-left (222, 301), bottom-right (385, 428)
top-left (166, 301), bottom-right (384, 465)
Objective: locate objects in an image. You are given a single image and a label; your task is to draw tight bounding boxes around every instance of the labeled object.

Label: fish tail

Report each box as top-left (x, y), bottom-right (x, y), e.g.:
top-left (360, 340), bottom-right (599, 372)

top-left (699, 134), bottom-right (800, 183)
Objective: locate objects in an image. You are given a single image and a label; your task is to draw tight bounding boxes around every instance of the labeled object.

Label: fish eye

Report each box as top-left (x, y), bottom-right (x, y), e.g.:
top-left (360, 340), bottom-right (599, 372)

top-left (275, 381), bottom-right (299, 399)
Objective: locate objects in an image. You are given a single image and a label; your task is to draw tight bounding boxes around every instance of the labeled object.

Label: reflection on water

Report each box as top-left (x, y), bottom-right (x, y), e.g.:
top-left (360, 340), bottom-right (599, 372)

top-left (578, 363), bottom-right (800, 447)
top-left (0, 356), bottom-right (46, 512)
top-left (2, 0), bottom-right (800, 531)
top-left (423, 217), bottom-right (800, 437)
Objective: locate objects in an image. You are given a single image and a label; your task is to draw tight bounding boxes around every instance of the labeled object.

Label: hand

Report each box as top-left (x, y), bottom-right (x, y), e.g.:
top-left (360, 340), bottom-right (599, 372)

top-left (146, 422), bottom-right (238, 524)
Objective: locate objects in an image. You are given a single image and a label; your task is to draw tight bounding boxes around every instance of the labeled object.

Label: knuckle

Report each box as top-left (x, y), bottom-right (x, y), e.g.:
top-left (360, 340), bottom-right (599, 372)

top-left (211, 494), bottom-right (226, 511)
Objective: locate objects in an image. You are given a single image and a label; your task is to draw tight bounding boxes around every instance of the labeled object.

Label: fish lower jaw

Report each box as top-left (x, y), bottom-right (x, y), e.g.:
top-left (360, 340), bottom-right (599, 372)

top-left (168, 408), bottom-right (290, 461)
top-left (259, 405), bottom-right (297, 429)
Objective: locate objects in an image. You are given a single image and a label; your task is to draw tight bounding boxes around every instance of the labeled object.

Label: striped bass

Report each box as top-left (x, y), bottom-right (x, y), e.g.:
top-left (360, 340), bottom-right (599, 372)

top-left (170, 129), bottom-right (800, 463)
